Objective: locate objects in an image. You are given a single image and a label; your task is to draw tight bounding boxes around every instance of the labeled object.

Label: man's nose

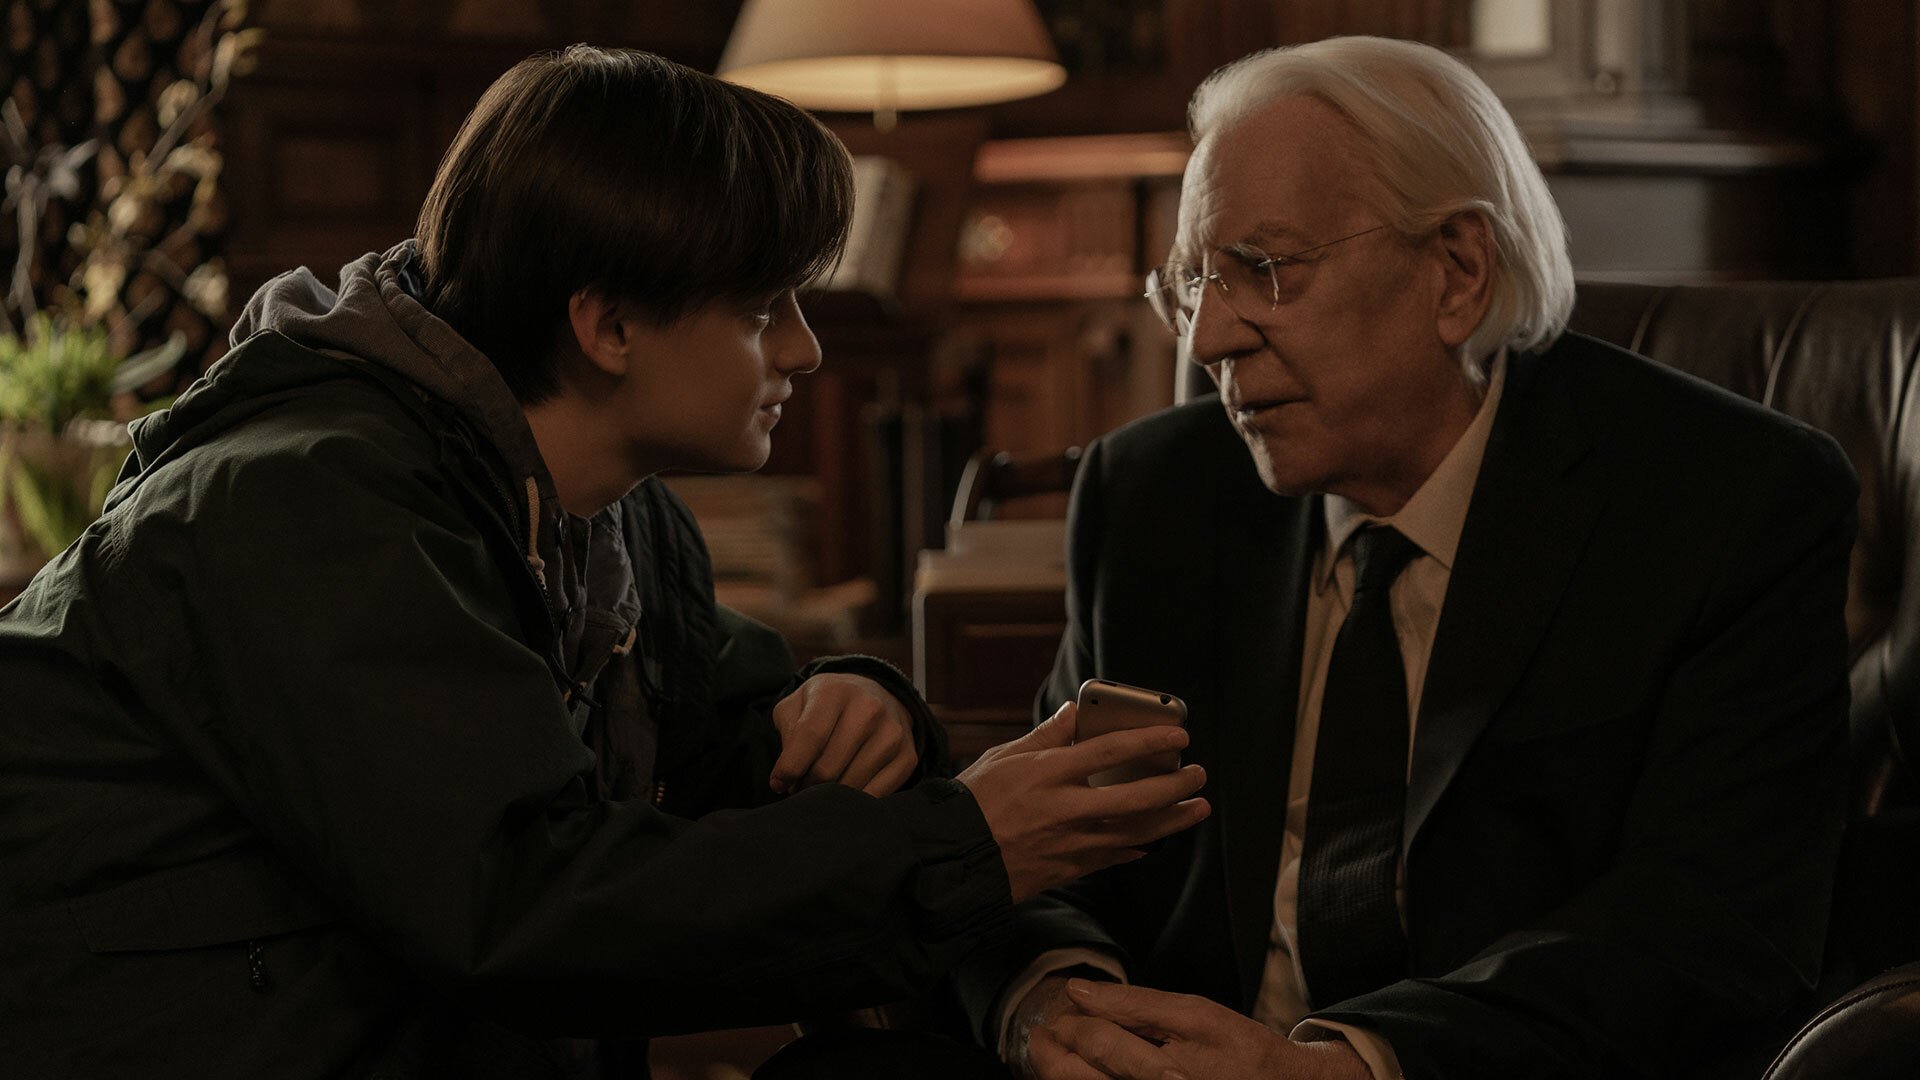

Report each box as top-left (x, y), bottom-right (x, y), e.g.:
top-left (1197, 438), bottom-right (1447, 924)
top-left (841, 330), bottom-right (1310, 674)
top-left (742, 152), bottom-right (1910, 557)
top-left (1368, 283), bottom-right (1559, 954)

top-left (1185, 278), bottom-right (1263, 368)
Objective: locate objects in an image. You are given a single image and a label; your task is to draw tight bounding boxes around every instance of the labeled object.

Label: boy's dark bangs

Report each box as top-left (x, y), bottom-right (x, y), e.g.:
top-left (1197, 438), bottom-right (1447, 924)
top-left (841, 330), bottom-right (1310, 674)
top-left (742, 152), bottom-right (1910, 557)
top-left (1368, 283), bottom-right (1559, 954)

top-left (698, 89), bottom-right (848, 303)
top-left (618, 83), bottom-right (855, 319)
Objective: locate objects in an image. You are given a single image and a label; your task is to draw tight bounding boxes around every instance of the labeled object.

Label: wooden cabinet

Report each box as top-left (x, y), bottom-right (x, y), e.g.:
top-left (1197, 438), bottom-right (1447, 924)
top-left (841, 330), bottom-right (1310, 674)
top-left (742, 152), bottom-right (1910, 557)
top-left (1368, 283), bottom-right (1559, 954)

top-left (944, 134), bottom-right (1188, 484)
top-left (913, 520), bottom-right (1068, 760)
top-left (915, 584), bottom-right (1065, 761)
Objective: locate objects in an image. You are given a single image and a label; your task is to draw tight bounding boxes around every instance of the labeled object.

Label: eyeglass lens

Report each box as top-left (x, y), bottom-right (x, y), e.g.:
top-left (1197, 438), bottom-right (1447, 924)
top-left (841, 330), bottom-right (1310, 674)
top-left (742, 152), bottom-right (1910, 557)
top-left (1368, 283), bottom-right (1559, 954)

top-left (1153, 251), bottom-right (1277, 333)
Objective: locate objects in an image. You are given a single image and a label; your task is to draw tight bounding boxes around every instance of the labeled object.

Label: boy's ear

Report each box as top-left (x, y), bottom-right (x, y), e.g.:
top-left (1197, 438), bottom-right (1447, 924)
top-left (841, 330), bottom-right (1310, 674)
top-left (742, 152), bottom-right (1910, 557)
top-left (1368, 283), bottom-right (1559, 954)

top-left (567, 289), bottom-right (632, 377)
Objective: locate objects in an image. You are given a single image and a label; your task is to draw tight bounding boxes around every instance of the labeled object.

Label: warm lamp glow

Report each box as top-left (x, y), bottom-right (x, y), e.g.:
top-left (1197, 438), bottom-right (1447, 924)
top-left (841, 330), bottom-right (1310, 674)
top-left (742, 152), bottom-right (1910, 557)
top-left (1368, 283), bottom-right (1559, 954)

top-left (719, 0), bottom-right (1067, 113)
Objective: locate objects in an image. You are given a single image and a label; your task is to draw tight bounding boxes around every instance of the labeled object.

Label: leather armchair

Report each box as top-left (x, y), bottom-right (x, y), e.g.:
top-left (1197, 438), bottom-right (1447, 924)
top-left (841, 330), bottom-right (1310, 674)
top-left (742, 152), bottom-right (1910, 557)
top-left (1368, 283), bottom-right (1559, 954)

top-left (1569, 281), bottom-right (1920, 1077)
top-left (1569, 281), bottom-right (1919, 825)
top-left (1762, 961), bottom-right (1920, 1080)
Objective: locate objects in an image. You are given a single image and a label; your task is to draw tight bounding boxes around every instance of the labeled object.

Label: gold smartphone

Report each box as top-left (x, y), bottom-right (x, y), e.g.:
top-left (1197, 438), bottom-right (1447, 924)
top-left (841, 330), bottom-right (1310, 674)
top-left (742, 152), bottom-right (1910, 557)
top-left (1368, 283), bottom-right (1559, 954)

top-left (1076, 678), bottom-right (1188, 786)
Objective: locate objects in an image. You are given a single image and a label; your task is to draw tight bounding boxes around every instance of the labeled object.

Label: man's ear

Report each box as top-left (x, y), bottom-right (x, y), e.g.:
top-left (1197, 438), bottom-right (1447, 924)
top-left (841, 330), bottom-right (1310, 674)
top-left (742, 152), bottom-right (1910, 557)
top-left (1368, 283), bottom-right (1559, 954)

top-left (1434, 209), bottom-right (1496, 350)
top-left (566, 288), bottom-right (633, 378)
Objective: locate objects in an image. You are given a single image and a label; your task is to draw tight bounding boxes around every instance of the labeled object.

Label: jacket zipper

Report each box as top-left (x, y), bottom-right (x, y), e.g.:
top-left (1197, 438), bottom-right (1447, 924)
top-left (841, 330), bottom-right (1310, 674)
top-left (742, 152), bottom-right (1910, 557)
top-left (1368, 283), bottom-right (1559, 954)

top-left (246, 939), bottom-right (271, 991)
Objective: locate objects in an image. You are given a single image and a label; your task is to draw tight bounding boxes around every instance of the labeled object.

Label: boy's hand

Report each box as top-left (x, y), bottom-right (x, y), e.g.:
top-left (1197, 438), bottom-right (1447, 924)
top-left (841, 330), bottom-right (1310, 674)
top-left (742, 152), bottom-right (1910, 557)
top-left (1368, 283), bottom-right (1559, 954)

top-left (959, 702), bottom-right (1210, 904)
top-left (770, 673), bottom-right (918, 796)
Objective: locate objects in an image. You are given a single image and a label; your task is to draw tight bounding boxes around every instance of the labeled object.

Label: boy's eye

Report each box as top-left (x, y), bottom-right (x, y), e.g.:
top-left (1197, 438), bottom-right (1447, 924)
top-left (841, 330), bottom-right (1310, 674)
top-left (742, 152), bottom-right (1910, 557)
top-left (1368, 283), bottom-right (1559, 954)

top-left (745, 292), bottom-right (786, 329)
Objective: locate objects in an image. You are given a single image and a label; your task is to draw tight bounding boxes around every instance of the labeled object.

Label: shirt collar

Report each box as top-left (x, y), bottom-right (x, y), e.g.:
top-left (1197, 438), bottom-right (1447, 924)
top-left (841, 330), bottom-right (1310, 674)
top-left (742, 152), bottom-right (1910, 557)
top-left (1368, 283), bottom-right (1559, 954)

top-left (1318, 350), bottom-right (1508, 586)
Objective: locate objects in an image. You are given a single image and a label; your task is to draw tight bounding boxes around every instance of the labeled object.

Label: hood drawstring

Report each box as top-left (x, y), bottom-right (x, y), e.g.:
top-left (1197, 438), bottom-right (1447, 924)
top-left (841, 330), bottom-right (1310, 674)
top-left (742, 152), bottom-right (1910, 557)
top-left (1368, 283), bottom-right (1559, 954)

top-left (523, 475), bottom-right (548, 590)
top-left (610, 625), bottom-right (638, 656)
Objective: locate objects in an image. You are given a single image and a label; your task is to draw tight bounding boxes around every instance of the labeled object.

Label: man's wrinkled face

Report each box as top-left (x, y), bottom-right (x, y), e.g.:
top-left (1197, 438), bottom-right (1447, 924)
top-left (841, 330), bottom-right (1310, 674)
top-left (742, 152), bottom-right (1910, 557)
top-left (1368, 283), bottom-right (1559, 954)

top-left (1176, 96), bottom-right (1475, 512)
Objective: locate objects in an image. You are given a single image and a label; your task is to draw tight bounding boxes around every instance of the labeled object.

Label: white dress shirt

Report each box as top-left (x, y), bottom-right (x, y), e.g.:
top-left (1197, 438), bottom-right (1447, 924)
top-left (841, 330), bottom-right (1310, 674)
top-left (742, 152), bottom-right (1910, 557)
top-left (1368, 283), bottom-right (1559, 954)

top-left (1266, 352), bottom-right (1506, 1076)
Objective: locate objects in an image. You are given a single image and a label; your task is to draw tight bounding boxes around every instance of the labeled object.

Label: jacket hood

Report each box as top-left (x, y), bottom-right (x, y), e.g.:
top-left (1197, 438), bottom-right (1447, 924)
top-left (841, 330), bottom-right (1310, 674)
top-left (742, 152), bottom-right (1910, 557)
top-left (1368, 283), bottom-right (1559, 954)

top-left (120, 242), bottom-right (643, 702)
top-left (120, 242), bottom-right (588, 604)
top-left (134, 241), bottom-right (566, 564)
top-left (221, 240), bottom-right (551, 495)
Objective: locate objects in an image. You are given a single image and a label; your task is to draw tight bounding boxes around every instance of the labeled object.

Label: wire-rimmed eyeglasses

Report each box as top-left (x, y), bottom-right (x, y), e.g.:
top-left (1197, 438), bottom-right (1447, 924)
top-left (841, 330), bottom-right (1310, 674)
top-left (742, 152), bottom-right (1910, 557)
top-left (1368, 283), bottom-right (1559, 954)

top-left (1143, 223), bottom-right (1391, 336)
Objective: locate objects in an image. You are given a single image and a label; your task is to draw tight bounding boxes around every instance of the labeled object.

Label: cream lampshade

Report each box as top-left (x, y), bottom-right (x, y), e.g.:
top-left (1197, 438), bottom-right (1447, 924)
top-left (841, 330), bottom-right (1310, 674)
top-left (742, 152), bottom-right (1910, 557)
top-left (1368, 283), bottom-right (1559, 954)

top-left (717, 0), bottom-right (1067, 117)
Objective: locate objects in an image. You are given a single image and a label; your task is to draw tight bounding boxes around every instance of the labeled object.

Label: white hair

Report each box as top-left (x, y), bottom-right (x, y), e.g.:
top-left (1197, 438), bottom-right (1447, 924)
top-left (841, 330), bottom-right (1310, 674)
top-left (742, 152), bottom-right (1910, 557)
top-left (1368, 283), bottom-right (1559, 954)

top-left (1189, 36), bottom-right (1574, 379)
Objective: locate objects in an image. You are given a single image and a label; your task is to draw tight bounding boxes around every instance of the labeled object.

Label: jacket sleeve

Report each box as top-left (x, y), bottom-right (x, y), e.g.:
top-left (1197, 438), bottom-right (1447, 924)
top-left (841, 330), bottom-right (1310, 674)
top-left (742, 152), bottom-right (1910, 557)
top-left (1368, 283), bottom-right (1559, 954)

top-left (1313, 423), bottom-right (1857, 1079)
top-left (662, 605), bottom-right (956, 819)
top-left (152, 420), bottom-right (1011, 1039)
top-left (648, 602), bottom-right (795, 817)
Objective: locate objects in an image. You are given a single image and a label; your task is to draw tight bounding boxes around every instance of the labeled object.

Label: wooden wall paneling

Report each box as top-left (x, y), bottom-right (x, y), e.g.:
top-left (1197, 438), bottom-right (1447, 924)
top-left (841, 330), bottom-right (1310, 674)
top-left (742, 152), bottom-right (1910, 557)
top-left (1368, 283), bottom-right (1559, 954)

top-left (223, 34), bottom-right (543, 300)
top-left (224, 76), bottom-right (428, 293)
top-left (1831, 0), bottom-right (1918, 276)
top-left (226, 0), bottom-right (749, 300)
top-left (949, 134), bottom-right (1189, 486)
top-left (1271, 0), bottom-right (1471, 48)
top-left (952, 296), bottom-right (1170, 512)
top-left (1100, 300), bottom-right (1182, 425)
top-left (915, 585), bottom-right (1067, 759)
top-left (976, 310), bottom-right (1080, 457)
top-left (992, 0), bottom-right (1276, 138)
top-left (1550, 163), bottom-right (1849, 283)
top-left (954, 180), bottom-right (1139, 300)
top-left (602, 0), bottom-right (745, 71)
top-left (774, 315), bottom-right (936, 592)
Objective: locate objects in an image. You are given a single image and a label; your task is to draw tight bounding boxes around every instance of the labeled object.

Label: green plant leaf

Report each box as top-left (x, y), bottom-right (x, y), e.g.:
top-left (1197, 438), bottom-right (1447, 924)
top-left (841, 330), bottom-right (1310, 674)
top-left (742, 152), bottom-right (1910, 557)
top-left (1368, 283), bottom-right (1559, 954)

top-left (8, 454), bottom-right (88, 559)
top-left (0, 315), bottom-right (119, 430)
top-left (0, 435), bottom-right (128, 561)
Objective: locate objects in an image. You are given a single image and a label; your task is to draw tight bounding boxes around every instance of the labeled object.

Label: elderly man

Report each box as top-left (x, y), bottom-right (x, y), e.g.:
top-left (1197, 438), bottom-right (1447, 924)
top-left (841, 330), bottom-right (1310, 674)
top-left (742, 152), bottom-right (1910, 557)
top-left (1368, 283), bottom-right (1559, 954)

top-left (956, 36), bottom-right (1856, 1080)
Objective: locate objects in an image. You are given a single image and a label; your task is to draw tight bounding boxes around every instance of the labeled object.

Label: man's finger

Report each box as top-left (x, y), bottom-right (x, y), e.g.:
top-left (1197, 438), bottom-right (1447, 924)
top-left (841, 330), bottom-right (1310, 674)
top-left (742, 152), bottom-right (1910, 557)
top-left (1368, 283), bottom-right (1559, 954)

top-left (1063, 981), bottom-right (1192, 1042)
top-left (1052, 1014), bottom-right (1185, 1080)
top-left (768, 687), bottom-right (836, 793)
top-left (1028, 1025), bottom-right (1110, 1080)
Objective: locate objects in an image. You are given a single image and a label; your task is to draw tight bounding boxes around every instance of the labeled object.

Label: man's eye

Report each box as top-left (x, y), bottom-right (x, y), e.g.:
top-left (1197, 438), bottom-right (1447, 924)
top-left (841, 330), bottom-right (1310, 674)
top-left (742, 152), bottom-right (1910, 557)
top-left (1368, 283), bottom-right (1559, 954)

top-left (1224, 247), bottom-right (1271, 271)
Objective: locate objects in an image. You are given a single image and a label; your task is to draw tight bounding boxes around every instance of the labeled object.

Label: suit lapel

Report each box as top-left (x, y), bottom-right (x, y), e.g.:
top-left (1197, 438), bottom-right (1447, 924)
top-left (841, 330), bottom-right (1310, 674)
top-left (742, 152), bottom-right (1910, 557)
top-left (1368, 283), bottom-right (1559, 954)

top-left (1211, 472), bottom-right (1317, 1008)
top-left (1404, 346), bottom-right (1606, 853)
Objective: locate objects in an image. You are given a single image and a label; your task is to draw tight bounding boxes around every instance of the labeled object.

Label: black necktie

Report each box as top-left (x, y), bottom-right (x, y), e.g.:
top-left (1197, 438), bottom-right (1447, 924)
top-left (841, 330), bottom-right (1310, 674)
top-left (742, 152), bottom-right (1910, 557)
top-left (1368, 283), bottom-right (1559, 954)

top-left (1296, 524), bottom-right (1422, 1008)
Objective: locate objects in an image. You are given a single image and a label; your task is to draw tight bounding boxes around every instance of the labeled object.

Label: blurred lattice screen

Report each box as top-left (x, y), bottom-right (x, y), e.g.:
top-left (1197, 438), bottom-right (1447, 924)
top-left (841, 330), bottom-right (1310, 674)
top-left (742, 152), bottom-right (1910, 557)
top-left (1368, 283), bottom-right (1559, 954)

top-left (2, 0), bottom-right (237, 372)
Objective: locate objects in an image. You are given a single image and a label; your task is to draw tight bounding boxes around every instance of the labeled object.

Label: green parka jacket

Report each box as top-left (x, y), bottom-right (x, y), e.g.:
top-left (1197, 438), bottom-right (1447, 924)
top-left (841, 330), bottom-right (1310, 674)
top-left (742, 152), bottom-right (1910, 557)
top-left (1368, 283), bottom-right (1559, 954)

top-left (0, 245), bottom-right (1011, 1077)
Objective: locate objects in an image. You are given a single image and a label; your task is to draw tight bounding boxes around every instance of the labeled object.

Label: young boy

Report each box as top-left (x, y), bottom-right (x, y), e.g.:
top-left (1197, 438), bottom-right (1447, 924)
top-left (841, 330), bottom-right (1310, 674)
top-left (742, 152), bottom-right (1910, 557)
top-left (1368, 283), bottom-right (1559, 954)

top-left (0, 47), bottom-right (1207, 1077)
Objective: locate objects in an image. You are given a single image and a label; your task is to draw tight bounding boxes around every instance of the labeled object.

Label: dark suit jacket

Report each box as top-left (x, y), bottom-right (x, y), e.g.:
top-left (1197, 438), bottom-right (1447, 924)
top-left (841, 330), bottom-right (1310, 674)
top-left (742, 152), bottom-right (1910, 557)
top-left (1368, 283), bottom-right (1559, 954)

top-left (955, 332), bottom-right (1857, 1079)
